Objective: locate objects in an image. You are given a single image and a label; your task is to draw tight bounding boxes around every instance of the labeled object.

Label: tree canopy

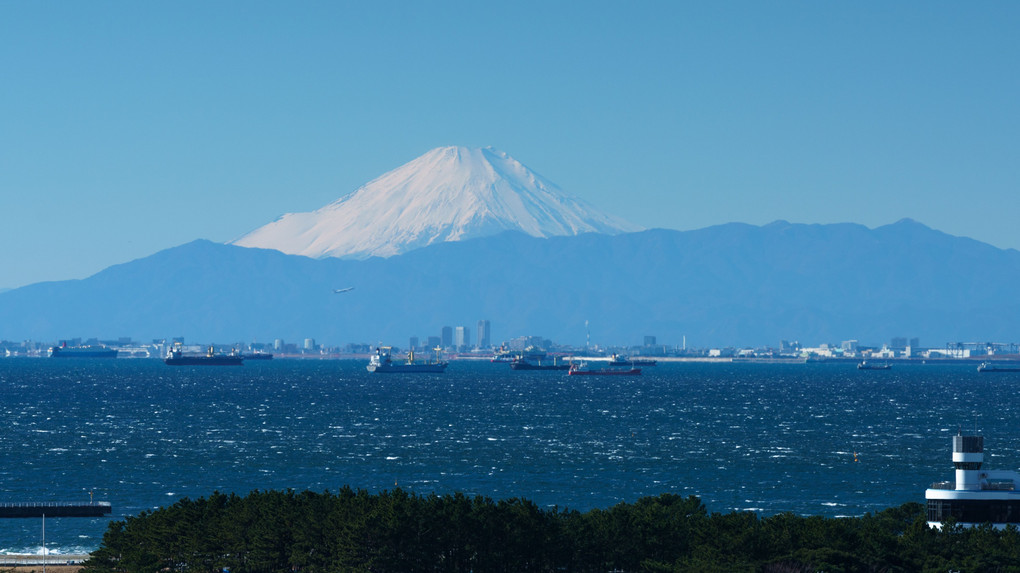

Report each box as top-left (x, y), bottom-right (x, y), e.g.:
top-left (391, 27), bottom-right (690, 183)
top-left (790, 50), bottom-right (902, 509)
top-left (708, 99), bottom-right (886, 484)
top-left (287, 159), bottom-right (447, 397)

top-left (79, 488), bottom-right (1020, 572)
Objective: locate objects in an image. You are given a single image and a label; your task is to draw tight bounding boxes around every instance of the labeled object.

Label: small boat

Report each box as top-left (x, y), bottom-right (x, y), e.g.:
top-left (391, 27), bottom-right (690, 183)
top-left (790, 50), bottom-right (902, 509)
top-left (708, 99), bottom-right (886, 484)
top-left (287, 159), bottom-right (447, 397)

top-left (367, 347), bottom-right (447, 373)
top-left (165, 343), bottom-right (243, 366)
top-left (857, 361), bottom-right (891, 370)
top-left (567, 361), bottom-right (641, 376)
top-left (977, 362), bottom-right (1020, 373)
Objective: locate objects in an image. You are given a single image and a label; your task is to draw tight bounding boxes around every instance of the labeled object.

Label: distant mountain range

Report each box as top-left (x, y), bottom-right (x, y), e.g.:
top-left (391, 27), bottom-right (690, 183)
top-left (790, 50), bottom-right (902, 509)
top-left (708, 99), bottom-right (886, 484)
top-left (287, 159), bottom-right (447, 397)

top-left (2, 219), bottom-right (1018, 348)
top-left (5, 146), bottom-right (1019, 347)
top-left (232, 146), bottom-right (640, 259)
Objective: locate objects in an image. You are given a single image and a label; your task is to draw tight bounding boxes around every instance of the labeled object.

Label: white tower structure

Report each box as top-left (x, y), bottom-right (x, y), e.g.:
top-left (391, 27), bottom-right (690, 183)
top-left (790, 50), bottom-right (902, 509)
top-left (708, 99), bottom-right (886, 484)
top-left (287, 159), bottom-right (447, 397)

top-left (926, 432), bottom-right (1020, 529)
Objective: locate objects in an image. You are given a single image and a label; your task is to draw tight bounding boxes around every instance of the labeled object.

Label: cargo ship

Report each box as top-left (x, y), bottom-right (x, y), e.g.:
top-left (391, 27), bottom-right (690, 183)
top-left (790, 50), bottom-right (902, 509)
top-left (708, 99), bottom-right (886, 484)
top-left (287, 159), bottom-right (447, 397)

top-left (977, 362), bottom-right (1020, 373)
top-left (164, 343), bottom-right (243, 366)
top-left (510, 355), bottom-right (570, 370)
top-left (490, 347), bottom-right (515, 363)
top-left (367, 347), bottom-right (447, 373)
top-left (567, 361), bottom-right (641, 376)
top-left (857, 361), bottom-right (892, 370)
top-left (505, 347), bottom-right (571, 370)
top-left (48, 344), bottom-right (118, 358)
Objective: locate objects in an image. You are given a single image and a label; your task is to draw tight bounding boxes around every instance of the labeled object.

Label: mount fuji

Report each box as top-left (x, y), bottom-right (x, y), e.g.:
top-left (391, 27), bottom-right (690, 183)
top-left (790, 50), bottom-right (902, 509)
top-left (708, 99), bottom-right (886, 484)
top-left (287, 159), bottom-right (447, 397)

top-left (231, 146), bottom-right (642, 259)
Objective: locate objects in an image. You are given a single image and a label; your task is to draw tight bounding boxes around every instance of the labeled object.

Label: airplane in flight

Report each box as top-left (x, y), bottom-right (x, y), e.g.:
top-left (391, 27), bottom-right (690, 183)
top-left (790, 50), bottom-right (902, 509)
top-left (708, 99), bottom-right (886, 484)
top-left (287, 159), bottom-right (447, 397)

top-left (333, 287), bottom-right (355, 294)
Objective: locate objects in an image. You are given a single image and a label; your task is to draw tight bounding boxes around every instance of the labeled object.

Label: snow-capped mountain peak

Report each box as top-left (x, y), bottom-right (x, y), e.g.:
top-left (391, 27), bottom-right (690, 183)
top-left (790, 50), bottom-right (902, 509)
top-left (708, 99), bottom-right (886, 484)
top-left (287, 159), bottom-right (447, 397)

top-left (231, 146), bottom-right (642, 259)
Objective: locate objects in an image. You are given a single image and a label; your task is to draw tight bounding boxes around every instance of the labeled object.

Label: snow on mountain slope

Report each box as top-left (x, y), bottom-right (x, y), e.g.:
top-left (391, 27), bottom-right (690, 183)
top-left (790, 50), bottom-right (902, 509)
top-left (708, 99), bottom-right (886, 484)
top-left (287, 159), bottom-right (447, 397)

top-left (231, 146), bottom-right (642, 259)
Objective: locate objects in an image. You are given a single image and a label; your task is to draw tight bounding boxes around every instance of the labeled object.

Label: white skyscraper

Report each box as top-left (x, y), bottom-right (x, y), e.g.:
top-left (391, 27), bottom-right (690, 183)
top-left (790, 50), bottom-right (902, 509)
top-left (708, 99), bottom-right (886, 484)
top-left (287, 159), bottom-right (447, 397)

top-left (477, 319), bottom-right (491, 349)
top-left (454, 326), bottom-right (470, 350)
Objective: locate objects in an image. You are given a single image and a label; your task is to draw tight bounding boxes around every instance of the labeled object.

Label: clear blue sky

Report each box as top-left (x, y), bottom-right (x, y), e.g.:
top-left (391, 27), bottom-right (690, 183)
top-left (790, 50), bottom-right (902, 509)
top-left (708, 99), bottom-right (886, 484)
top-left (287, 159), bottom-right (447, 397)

top-left (2, 2), bottom-right (1018, 289)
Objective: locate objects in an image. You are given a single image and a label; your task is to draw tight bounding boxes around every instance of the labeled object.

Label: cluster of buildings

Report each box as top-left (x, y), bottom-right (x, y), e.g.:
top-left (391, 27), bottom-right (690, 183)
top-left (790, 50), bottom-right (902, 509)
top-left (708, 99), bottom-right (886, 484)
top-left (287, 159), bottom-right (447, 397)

top-left (3, 328), bottom-right (1018, 362)
top-left (408, 320), bottom-right (492, 354)
top-left (407, 323), bottom-right (668, 358)
top-left (717, 338), bottom-right (1020, 361)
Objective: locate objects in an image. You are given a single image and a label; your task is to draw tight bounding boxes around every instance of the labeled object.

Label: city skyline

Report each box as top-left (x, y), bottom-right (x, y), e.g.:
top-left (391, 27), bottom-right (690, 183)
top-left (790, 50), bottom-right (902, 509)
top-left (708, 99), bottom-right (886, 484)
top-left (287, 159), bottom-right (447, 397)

top-left (11, 328), bottom-right (1012, 359)
top-left (3, 3), bottom-right (1019, 289)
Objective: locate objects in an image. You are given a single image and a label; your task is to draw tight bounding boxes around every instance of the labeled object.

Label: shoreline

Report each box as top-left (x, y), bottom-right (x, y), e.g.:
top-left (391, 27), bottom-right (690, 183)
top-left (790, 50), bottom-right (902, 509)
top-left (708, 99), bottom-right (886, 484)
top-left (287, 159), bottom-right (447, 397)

top-left (0, 555), bottom-right (87, 572)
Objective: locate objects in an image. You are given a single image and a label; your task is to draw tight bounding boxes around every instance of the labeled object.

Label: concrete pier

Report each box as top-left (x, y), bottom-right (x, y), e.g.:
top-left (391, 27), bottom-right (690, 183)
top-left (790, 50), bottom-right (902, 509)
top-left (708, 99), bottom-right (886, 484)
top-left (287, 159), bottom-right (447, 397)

top-left (0, 502), bottom-right (112, 518)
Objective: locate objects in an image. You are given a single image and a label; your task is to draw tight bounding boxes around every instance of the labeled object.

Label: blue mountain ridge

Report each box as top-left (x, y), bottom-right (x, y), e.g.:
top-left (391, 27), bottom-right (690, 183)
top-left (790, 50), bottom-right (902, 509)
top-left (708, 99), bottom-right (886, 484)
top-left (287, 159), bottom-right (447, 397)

top-left (1, 219), bottom-right (1018, 348)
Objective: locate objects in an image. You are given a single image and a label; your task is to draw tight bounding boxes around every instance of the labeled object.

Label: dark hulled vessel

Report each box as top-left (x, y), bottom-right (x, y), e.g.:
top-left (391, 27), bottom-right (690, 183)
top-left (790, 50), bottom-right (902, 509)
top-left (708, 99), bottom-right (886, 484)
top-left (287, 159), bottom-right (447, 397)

top-left (507, 348), bottom-right (571, 370)
top-left (857, 361), bottom-right (892, 370)
top-left (510, 357), bottom-right (570, 370)
top-left (977, 362), bottom-right (1020, 372)
top-left (49, 344), bottom-right (118, 358)
top-left (567, 361), bottom-right (641, 376)
top-left (367, 347), bottom-right (447, 373)
top-left (165, 344), bottom-right (243, 366)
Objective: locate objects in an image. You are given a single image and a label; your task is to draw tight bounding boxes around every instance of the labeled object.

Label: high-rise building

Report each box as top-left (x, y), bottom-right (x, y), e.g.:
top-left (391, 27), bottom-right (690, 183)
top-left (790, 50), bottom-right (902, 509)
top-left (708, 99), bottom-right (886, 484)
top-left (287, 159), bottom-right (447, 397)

top-left (454, 326), bottom-right (470, 350)
top-left (477, 320), bottom-right (491, 349)
top-left (441, 326), bottom-right (453, 348)
top-left (409, 336), bottom-right (419, 351)
top-left (644, 335), bottom-right (656, 347)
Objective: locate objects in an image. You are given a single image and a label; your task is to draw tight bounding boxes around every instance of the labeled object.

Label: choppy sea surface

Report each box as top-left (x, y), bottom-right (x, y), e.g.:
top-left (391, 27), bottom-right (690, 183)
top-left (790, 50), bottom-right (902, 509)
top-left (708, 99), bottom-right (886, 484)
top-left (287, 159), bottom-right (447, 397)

top-left (0, 358), bottom-right (1016, 554)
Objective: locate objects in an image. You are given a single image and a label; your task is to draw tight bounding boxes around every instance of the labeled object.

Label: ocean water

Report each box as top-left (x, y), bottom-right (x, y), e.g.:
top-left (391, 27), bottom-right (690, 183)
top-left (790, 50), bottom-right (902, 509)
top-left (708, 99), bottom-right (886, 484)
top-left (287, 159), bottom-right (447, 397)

top-left (0, 358), bottom-right (1015, 554)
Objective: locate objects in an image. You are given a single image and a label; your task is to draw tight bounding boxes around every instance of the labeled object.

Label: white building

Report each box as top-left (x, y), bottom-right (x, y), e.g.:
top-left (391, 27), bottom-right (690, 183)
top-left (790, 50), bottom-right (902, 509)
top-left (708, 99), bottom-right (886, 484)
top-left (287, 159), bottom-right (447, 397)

top-left (454, 326), bottom-right (470, 350)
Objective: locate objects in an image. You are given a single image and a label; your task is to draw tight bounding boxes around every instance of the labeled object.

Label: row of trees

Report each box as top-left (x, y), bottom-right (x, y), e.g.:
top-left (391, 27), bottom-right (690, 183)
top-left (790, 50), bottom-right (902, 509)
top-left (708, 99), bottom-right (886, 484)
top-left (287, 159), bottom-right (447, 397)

top-left (80, 488), bottom-right (1020, 572)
